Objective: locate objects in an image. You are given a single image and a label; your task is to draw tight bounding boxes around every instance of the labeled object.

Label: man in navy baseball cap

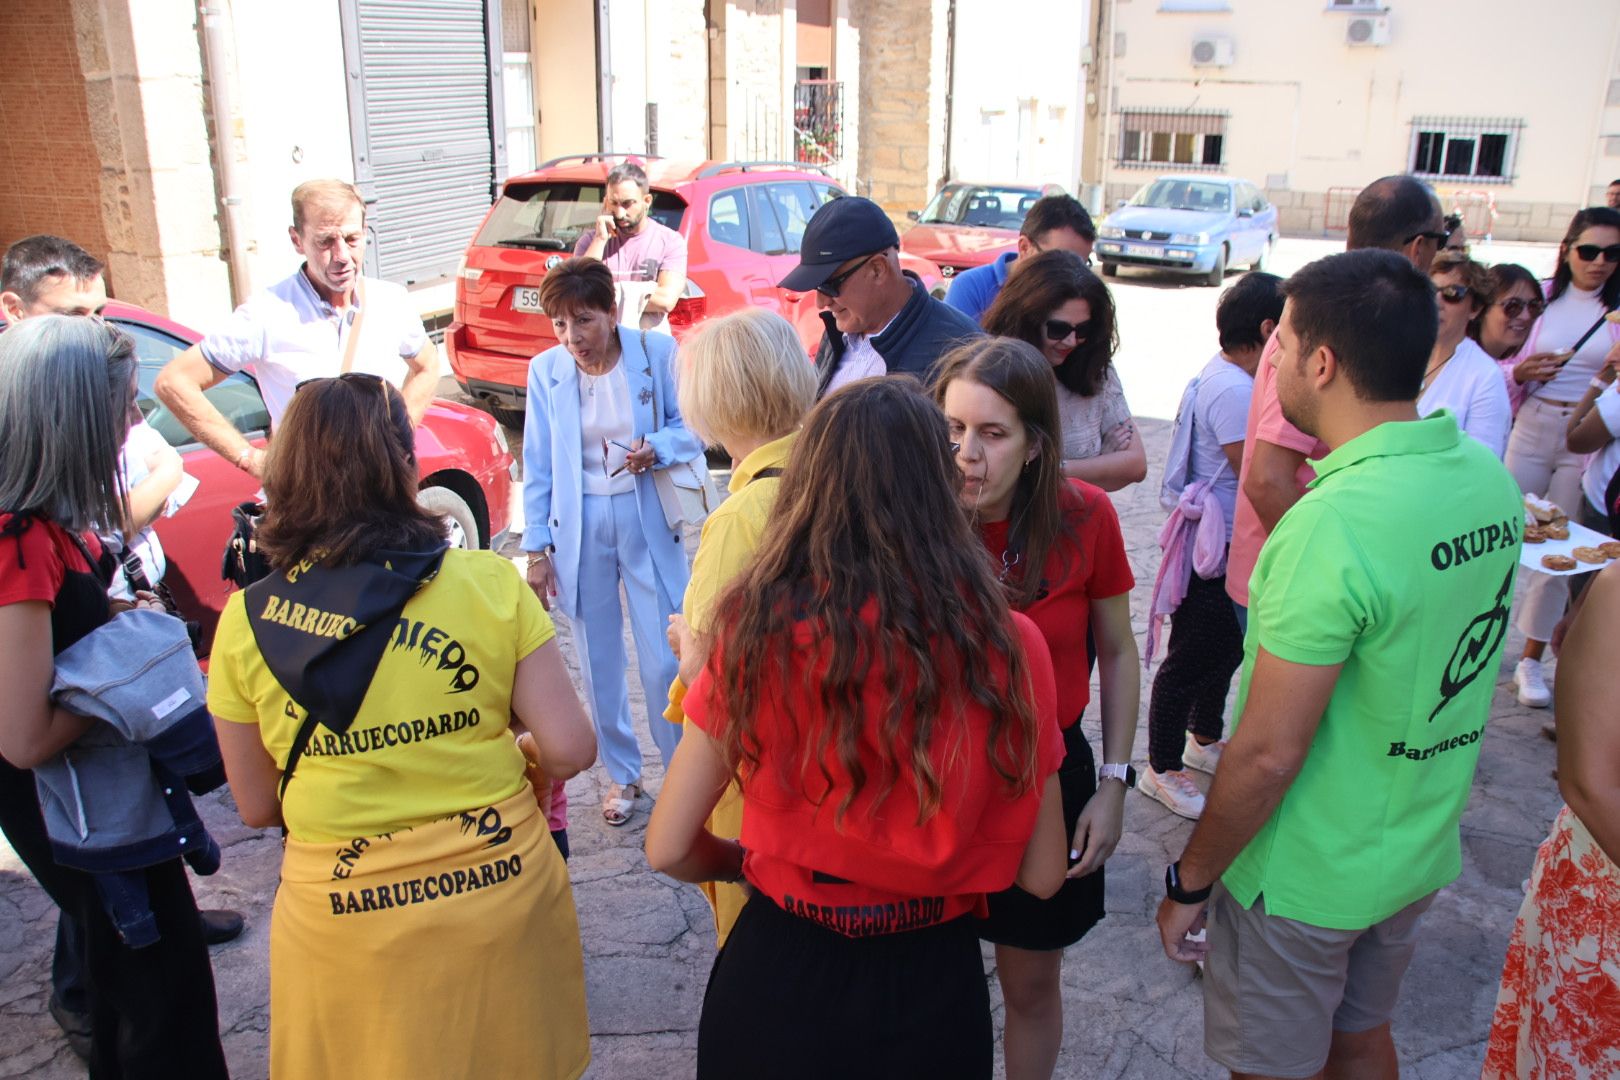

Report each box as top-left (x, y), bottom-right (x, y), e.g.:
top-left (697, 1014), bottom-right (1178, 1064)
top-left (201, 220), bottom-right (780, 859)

top-left (781, 196), bottom-right (980, 397)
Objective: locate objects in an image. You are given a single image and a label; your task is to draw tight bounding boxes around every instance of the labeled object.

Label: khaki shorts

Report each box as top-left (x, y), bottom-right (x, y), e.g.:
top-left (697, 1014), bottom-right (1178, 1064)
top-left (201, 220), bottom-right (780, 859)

top-left (1202, 882), bottom-right (1436, 1079)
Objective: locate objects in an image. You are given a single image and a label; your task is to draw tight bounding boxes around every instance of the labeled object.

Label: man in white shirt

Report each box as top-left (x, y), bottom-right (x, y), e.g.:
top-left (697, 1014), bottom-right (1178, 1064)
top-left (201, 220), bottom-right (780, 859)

top-left (155, 180), bottom-right (439, 477)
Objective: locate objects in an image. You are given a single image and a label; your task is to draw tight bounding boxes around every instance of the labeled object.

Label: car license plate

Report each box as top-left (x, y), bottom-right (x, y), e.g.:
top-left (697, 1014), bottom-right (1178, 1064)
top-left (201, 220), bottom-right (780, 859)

top-left (512, 287), bottom-right (543, 314)
top-left (1125, 244), bottom-right (1161, 257)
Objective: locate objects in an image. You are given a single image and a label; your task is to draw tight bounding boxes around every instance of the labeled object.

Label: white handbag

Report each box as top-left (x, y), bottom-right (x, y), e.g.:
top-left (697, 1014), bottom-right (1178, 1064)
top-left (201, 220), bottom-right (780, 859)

top-left (643, 330), bottom-right (718, 531)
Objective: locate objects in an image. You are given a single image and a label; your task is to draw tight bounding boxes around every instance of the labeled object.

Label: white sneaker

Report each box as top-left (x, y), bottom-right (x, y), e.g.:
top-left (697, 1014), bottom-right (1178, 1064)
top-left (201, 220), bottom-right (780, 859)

top-left (1513, 658), bottom-right (1551, 709)
top-left (1182, 734), bottom-right (1226, 775)
top-left (1139, 767), bottom-right (1206, 820)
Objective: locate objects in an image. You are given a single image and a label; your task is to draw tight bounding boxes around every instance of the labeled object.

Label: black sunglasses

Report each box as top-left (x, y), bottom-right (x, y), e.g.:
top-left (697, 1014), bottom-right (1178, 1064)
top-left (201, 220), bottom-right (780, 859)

top-left (1572, 243), bottom-right (1620, 264)
top-left (817, 253), bottom-right (881, 298)
top-left (295, 371), bottom-right (387, 392)
top-left (1435, 283), bottom-right (1471, 304)
top-left (1497, 297), bottom-right (1545, 319)
top-left (1405, 229), bottom-right (1451, 247)
top-left (1044, 318), bottom-right (1092, 342)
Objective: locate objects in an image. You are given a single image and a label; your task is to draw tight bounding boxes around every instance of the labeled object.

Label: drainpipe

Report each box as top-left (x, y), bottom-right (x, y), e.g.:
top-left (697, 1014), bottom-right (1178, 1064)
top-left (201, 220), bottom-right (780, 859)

top-left (198, 0), bottom-right (252, 304)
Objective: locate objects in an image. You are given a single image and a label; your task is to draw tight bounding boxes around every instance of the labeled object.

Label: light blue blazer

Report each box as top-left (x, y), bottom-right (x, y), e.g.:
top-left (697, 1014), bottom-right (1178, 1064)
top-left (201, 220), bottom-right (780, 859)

top-left (521, 326), bottom-right (703, 620)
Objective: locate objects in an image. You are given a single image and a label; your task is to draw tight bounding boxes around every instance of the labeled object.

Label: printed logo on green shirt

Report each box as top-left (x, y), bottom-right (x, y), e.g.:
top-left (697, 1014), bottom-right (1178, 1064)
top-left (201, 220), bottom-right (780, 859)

top-left (1427, 565), bottom-right (1515, 724)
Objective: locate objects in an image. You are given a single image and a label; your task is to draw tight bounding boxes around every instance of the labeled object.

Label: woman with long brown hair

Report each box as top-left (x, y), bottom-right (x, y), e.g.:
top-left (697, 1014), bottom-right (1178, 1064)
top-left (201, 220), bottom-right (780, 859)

top-left (209, 374), bottom-right (597, 1078)
top-left (934, 338), bottom-right (1140, 1080)
top-left (982, 249), bottom-right (1146, 491)
top-left (647, 377), bottom-right (1067, 1079)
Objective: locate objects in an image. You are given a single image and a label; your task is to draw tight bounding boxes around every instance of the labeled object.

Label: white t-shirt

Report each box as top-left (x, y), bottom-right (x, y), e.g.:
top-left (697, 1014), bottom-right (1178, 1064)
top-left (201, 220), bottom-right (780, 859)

top-left (105, 422), bottom-right (198, 602)
top-left (1534, 284), bottom-right (1610, 402)
top-left (1418, 336), bottom-right (1511, 459)
top-left (579, 361), bottom-right (636, 496)
top-left (1581, 384), bottom-right (1620, 516)
top-left (200, 268), bottom-right (430, 426)
top-left (1188, 353), bottom-right (1253, 543)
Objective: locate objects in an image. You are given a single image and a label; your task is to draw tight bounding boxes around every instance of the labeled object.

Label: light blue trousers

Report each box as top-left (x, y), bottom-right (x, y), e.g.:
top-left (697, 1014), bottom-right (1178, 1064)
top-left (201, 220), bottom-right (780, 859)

top-left (573, 491), bottom-right (683, 785)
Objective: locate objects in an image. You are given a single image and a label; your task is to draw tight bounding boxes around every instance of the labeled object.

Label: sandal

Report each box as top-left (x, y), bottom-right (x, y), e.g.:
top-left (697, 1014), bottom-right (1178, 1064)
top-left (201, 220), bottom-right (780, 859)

top-left (602, 782), bottom-right (643, 827)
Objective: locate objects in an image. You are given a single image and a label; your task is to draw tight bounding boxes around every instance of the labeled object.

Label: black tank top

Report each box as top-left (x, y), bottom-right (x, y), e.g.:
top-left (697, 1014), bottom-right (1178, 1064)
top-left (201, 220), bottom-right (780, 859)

top-left (0, 514), bottom-right (113, 656)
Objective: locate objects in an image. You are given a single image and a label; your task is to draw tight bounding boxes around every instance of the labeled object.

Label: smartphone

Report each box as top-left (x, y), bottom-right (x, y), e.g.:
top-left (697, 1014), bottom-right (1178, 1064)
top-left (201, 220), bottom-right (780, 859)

top-left (1551, 349), bottom-right (1576, 368)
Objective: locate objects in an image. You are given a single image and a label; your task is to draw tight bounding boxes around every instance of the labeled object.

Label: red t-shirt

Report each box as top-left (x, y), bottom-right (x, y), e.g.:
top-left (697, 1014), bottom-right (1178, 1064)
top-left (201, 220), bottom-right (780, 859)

top-left (0, 515), bottom-right (97, 608)
top-left (980, 480), bottom-right (1134, 727)
top-left (684, 608), bottom-right (1063, 937)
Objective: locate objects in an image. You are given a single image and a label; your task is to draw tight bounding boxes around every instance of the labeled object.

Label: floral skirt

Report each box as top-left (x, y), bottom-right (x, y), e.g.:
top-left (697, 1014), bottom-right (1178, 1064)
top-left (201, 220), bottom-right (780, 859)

top-left (1483, 806), bottom-right (1620, 1079)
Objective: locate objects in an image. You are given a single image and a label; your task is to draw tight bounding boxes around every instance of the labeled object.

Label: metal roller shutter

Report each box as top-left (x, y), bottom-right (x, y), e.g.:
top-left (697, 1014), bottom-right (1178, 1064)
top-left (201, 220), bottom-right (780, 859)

top-left (343, 0), bottom-right (506, 286)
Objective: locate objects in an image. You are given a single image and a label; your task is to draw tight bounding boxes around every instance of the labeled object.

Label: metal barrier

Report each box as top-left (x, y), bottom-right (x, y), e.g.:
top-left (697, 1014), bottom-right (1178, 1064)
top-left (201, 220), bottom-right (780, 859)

top-left (1440, 188), bottom-right (1499, 245)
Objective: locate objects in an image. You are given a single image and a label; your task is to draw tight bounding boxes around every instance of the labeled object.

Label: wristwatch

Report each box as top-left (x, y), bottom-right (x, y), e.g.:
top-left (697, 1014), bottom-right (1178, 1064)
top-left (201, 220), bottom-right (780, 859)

top-left (1098, 763), bottom-right (1136, 788)
top-left (1165, 860), bottom-right (1213, 905)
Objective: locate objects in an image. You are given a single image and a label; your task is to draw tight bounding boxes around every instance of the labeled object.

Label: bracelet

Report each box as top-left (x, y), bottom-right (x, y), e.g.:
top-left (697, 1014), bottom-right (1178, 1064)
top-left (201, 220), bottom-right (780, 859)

top-left (1592, 376), bottom-right (1613, 392)
top-left (1165, 860), bottom-right (1213, 905)
top-left (527, 549), bottom-right (550, 564)
top-left (235, 445), bottom-right (255, 469)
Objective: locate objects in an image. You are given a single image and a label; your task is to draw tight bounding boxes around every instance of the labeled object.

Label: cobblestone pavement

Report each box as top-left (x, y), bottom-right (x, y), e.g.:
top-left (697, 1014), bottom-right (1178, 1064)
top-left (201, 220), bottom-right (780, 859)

top-left (0, 307), bottom-right (1570, 1079)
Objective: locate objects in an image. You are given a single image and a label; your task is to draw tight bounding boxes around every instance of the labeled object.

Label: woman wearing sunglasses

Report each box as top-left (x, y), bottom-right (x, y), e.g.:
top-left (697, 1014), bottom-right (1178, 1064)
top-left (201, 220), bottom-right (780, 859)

top-left (1420, 251), bottom-right (1511, 458)
top-left (209, 375), bottom-right (597, 1078)
top-left (1471, 263), bottom-right (1544, 368)
top-left (1502, 206), bottom-right (1620, 709)
top-left (982, 250), bottom-right (1147, 492)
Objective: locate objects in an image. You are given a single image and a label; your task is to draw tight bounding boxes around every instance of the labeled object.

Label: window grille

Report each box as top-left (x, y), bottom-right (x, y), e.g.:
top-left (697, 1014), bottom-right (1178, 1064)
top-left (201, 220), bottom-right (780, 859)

top-left (1116, 108), bottom-right (1229, 171)
top-left (1408, 117), bottom-right (1524, 185)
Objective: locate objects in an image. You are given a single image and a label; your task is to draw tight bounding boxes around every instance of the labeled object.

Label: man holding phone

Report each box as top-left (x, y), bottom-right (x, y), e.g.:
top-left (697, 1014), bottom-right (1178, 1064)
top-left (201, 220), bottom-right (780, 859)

top-left (574, 161), bottom-right (688, 331)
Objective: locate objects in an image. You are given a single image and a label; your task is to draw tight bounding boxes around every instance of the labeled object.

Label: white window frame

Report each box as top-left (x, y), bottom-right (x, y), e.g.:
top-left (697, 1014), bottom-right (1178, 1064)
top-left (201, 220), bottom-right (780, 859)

top-left (1407, 118), bottom-right (1524, 186)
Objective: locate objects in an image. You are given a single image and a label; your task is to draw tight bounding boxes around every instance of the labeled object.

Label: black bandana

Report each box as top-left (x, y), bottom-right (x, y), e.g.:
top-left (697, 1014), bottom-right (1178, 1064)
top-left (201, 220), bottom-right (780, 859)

top-left (244, 543), bottom-right (448, 736)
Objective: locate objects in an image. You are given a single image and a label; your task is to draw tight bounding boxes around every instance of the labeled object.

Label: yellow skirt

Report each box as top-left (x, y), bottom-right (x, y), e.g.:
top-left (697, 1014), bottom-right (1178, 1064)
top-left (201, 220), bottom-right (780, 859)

top-left (271, 788), bottom-right (589, 1080)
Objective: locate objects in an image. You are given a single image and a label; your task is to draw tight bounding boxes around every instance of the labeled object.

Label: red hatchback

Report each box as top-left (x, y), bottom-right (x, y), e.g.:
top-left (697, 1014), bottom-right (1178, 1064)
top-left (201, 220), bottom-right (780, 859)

top-left (74, 302), bottom-right (517, 650)
top-left (445, 155), bottom-right (942, 427)
top-left (901, 182), bottom-right (1066, 282)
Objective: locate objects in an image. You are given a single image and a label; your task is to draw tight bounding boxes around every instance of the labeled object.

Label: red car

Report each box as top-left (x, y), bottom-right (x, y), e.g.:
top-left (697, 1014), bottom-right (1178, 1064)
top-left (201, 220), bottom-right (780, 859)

top-left (445, 155), bottom-right (943, 427)
top-left (901, 182), bottom-right (1066, 283)
top-left (51, 302), bottom-right (517, 650)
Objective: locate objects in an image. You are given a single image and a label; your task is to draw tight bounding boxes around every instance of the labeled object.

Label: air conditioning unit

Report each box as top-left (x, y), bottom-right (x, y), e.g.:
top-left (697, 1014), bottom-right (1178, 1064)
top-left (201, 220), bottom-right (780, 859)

top-left (1191, 35), bottom-right (1234, 67)
top-left (1345, 15), bottom-right (1391, 46)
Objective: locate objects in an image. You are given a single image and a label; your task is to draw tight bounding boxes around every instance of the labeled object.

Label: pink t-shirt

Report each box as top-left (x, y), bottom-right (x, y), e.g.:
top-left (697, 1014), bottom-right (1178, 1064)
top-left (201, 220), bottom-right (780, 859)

top-left (573, 218), bottom-right (688, 282)
top-left (1225, 332), bottom-right (1329, 606)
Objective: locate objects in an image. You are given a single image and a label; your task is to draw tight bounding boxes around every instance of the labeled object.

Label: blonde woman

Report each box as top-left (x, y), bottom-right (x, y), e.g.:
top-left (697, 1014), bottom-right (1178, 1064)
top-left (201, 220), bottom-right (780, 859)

top-left (663, 308), bottom-right (817, 945)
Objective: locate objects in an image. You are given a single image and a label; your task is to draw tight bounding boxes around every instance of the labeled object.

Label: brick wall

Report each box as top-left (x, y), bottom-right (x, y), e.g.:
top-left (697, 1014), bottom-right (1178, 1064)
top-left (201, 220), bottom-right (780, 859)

top-left (851, 0), bottom-right (945, 224)
top-left (0, 0), bottom-right (113, 269)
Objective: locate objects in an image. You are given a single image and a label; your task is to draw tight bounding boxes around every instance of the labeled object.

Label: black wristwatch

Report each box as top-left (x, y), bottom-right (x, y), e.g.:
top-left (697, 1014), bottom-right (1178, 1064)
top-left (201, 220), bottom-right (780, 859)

top-left (1165, 861), bottom-right (1213, 905)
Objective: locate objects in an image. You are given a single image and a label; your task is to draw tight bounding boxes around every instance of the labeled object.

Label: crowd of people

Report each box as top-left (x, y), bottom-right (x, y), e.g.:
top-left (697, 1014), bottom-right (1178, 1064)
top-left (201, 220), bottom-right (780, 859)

top-left (0, 168), bottom-right (1617, 1080)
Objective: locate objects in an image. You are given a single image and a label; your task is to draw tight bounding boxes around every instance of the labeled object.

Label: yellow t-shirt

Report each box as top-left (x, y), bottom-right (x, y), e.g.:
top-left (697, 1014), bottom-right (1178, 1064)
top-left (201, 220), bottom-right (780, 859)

top-left (208, 549), bottom-right (555, 843)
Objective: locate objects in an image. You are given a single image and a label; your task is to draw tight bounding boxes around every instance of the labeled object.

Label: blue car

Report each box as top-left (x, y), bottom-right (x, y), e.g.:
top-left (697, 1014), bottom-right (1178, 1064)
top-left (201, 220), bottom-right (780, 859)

top-left (1094, 175), bottom-right (1278, 286)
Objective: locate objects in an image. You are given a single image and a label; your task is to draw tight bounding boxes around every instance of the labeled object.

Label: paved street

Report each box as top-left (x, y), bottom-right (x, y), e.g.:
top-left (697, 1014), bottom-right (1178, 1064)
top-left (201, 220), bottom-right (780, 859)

top-left (0, 238), bottom-right (1571, 1078)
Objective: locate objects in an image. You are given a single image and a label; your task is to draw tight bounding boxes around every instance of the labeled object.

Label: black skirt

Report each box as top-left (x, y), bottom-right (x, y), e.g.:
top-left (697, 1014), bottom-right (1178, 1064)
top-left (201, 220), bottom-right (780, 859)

top-left (698, 892), bottom-right (992, 1079)
top-left (975, 722), bottom-right (1106, 951)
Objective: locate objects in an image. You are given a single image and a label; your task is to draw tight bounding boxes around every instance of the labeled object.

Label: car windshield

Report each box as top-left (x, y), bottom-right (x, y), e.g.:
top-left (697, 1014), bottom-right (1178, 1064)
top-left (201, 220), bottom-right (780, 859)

top-left (474, 182), bottom-right (687, 251)
top-left (1128, 180), bottom-right (1232, 213)
top-left (917, 185), bottom-right (1042, 229)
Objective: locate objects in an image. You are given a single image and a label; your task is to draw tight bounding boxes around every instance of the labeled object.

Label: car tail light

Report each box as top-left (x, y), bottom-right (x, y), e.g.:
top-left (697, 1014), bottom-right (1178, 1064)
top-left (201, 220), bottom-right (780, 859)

top-left (667, 283), bottom-right (707, 332)
top-left (456, 257), bottom-right (483, 282)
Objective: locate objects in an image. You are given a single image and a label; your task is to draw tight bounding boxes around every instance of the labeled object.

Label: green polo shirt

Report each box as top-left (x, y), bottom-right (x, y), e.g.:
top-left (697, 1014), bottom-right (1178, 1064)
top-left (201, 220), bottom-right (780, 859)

top-left (1223, 411), bottom-right (1522, 930)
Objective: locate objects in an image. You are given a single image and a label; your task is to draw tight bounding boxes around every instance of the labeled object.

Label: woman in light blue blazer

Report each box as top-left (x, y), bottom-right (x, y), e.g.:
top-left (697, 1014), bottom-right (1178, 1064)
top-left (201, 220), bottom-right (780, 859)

top-left (521, 259), bottom-right (703, 826)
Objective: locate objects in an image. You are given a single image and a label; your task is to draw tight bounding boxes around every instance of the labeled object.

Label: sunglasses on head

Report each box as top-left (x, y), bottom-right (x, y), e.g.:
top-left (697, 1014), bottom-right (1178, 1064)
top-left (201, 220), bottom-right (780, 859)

top-left (1496, 297), bottom-right (1545, 319)
top-left (295, 371), bottom-right (387, 392)
top-left (1572, 243), bottom-right (1620, 264)
top-left (817, 253), bottom-right (882, 298)
top-left (1044, 318), bottom-right (1092, 342)
top-left (1435, 283), bottom-right (1472, 304)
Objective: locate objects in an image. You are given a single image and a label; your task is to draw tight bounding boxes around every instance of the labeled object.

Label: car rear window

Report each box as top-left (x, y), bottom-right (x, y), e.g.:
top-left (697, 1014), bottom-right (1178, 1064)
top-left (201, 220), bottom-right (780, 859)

top-left (474, 182), bottom-right (687, 252)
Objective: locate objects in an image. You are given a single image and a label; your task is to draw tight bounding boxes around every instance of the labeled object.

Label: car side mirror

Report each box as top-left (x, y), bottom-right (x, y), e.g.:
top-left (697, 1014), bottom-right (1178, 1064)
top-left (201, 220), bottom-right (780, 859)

top-left (1115, 199), bottom-right (1128, 210)
top-left (906, 210), bottom-right (920, 221)
top-left (1237, 207), bottom-right (1253, 218)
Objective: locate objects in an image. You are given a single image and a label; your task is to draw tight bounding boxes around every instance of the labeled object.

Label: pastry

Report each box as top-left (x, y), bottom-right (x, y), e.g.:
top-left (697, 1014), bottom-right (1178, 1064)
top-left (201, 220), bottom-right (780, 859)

top-left (1544, 524), bottom-right (1570, 541)
top-left (1541, 554), bottom-right (1578, 571)
top-left (1523, 493), bottom-right (1560, 524)
top-left (1522, 525), bottom-right (1546, 544)
top-left (1573, 546), bottom-right (1608, 565)
top-left (1599, 541), bottom-right (1620, 559)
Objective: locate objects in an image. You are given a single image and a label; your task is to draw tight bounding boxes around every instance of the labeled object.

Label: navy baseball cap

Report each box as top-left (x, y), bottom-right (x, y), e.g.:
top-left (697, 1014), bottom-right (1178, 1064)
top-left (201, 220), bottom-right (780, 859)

top-left (778, 196), bottom-right (901, 291)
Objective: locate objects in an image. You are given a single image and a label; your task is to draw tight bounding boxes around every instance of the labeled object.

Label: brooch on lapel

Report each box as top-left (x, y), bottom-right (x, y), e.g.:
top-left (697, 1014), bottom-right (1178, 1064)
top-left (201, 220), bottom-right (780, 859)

top-left (639, 387), bottom-right (653, 406)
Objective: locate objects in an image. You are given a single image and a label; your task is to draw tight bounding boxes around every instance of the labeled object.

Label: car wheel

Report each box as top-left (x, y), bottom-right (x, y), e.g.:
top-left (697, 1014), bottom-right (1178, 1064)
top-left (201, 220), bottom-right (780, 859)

top-left (491, 405), bottom-right (526, 431)
top-left (419, 486), bottom-right (479, 550)
top-left (1100, 261), bottom-right (1118, 278)
top-left (1253, 236), bottom-right (1274, 273)
top-left (1205, 246), bottom-right (1227, 287)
